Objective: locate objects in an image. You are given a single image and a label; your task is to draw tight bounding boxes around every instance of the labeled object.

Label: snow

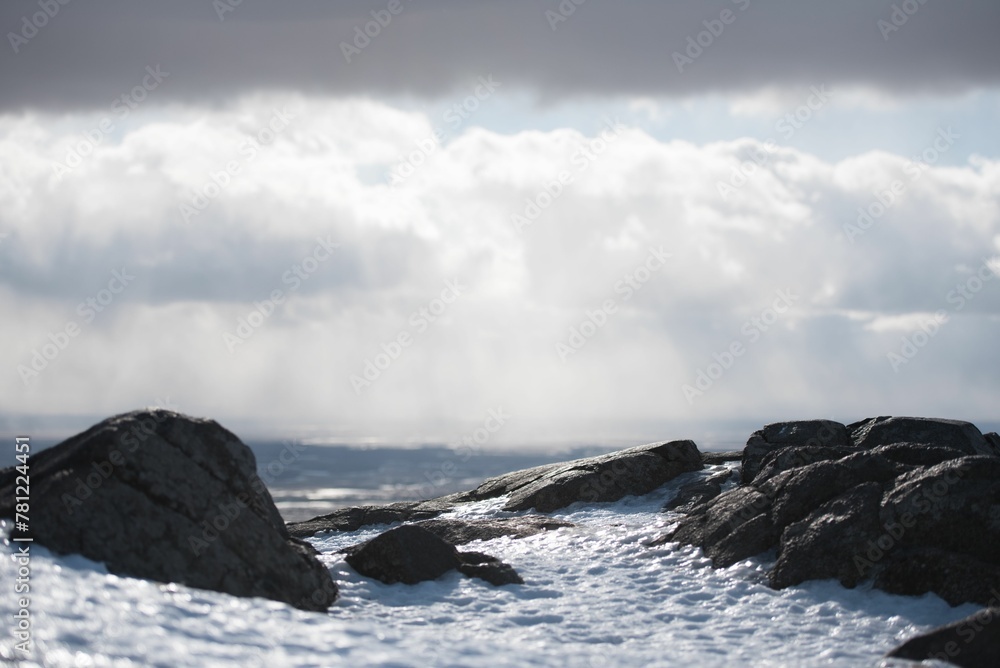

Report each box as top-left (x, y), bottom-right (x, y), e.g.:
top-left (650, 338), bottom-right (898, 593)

top-left (1, 464), bottom-right (976, 667)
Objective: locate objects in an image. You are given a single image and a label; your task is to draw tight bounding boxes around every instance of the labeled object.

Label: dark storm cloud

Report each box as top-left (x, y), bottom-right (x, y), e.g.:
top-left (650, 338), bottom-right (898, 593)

top-left (1, 0), bottom-right (997, 112)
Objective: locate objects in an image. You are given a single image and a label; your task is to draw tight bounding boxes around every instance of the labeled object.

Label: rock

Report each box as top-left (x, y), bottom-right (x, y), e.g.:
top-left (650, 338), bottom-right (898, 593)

top-left (741, 420), bottom-right (850, 484)
top-left (752, 445), bottom-right (861, 484)
top-left (986, 432), bottom-right (1000, 457)
top-left (870, 441), bottom-right (970, 468)
top-left (887, 607), bottom-right (1000, 667)
top-left (286, 500), bottom-right (453, 538)
top-left (456, 551), bottom-right (524, 586)
top-left (0, 410), bottom-right (337, 612)
top-left (769, 482), bottom-right (884, 589)
top-left (665, 419), bottom-right (1000, 607)
top-left (874, 548), bottom-right (1000, 607)
top-left (659, 486), bottom-right (777, 566)
top-left (343, 525), bottom-right (521, 586)
top-left (663, 469), bottom-right (738, 513)
top-left (851, 416), bottom-right (993, 456)
top-left (463, 440), bottom-right (703, 513)
top-left (880, 456), bottom-right (1000, 565)
top-left (701, 450), bottom-right (742, 465)
top-left (291, 440), bottom-right (702, 535)
top-left (414, 516), bottom-right (573, 545)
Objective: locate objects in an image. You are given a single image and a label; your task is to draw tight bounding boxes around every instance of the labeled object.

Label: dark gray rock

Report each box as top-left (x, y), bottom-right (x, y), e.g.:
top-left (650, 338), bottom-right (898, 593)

top-left (874, 548), bottom-right (1000, 607)
top-left (414, 516), bottom-right (573, 545)
top-left (760, 453), bottom-right (898, 531)
top-left (770, 482), bottom-right (884, 589)
top-left (665, 420), bottom-right (1000, 607)
top-left (286, 500), bottom-right (453, 538)
top-left (870, 441), bottom-right (970, 467)
top-left (461, 440), bottom-right (703, 513)
top-left (494, 441), bottom-right (703, 513)
top-left (343, 525), bottom-right (521, 586)
top-left (752, 445), bottom-right (861, 485)
top-left (851, 416), bottom-right (993, 456)
top-left (701, 450), bottom-right (742, 465)
top-left (742, 420), bottom-right (850, 484)
top-left (880, 456), bottom-right (1000, 565)
top-left (887, 607), bottom-right (1000, 668)
top-left (663, 469), bottom-right (738, 513)
top-left (986, 432), bottom-right (1000, 457)
top-left (0, 410), bottom-right (337, 612)
top-left (658, 486), bottom-right (777, 567)
top-left (456, 551), bottom-right (524, 586)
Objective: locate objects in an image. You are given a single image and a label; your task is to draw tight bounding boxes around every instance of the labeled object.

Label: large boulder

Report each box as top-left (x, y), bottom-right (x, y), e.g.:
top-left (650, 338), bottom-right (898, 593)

top-left (0, 410), bottom-right (337, 612)
top-left (342, 524), bottom-right (522, 586)
top-left (459, 440), bottom-right (703, 513)
top-left (851, 416), bottom-right (992, 455)
top-left (662, 417), bottom-right (1000, 607)
top-left (741, 420), bottom-right (850, 484)
top-left (887, 607), bottom-right (1000, 667)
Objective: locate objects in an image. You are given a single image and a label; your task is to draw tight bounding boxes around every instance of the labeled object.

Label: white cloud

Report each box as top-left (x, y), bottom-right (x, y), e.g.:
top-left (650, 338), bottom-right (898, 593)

top-left (2, 96), bottom-right (999, 434)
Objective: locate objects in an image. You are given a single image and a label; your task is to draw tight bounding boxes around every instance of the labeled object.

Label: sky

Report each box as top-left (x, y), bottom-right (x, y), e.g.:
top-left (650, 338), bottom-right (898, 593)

top-left (2, 1), bottom-right (999, 448)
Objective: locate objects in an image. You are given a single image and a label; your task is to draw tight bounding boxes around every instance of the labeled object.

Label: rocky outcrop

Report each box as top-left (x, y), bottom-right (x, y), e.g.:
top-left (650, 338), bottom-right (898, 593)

top-left (414, 516), bottom-right (573, 545)
top-left (454, 440), bottom-right (703, 512)
top-left (343, 524), bottom-right (523, 586)
top-left (662, 417), bottom-right (1000, 608)
top-left (0, 410), bottom-right (337, 612)
top-left (663, 469), bottom-right (738, 513)
top-left (741, 420), bottom-right (851, 484)
top-left (701, 450), bottom-right (742, 465)
top-left (287, 500), bottom-right (454, 538)
top-left (887, 607), bottom-right (1000, 667)
top-left (851, 416), bottom-right (994, 455)
top-left (289, 440), bottom-right (702, 538)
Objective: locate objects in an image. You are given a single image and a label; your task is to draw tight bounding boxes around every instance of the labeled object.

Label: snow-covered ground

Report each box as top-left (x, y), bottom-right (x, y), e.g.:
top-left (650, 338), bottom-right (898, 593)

top-left (1, 464), bottom-right (974, 667)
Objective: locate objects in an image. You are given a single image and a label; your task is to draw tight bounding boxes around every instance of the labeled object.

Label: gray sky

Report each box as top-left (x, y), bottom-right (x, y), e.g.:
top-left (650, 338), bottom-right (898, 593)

top-left (2, 1), bottom-right (998, 110)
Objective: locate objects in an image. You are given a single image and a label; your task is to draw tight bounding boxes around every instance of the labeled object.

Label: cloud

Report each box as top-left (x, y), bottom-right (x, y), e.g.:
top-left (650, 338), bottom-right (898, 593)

top-left (1, 1), bottom-right (998, 112)
top-left (2, 96), bottom-right (999, 431)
